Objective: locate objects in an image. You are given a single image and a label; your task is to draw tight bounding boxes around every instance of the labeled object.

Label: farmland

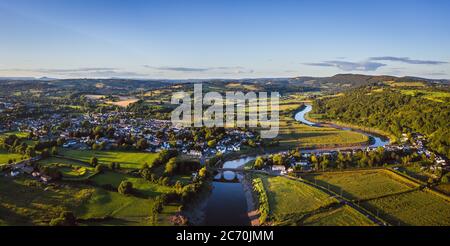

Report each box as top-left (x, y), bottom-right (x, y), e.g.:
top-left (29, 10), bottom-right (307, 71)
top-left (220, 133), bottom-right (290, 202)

top-left (58, 149), bottom-right (158, 169)
top-left (362, 190), bottom-right (450, 226)
top-left (255, 174), bottom-right (378, 226)
top-left (274, 97), bottom-right (370, 150)
top-left (257, 175), bottom-right (337, 220)
top-left (0, 150), bottom-right (24, 165)
top-left (302, 205), bottom-right (376, 226)
top-left (300, 169), bottom-right (450, 225)
top-left (398, 89), bottom-right (450, 103)
top-left (38, 157), bottom-right (95, 180)
top-left (0, 176), bottom-right (178, 226)
top-left (91, 171), bottom-right (175, 198)
top-left (301, 170), bottom-right (419, 200)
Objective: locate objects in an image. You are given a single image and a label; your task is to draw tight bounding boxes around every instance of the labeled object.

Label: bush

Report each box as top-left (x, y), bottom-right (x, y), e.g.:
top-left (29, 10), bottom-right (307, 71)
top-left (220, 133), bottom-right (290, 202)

top-left (118, 181), bottom-right (133, 195)
top-left (90, 156), bottom-right (98, 167)
top-left (95, 164), bottom-right (106, 173)
top-left (442, 174), bottom-right (449, 183)
top-left (49, 211), bottom-right (76, 226)
top-left (253, 178), bottom-right (270, 224)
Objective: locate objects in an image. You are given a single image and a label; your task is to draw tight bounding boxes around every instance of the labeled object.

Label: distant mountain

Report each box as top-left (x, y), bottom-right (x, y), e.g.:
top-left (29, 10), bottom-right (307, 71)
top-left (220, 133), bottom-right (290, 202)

top-left (288, 74), bottom-right (449, 89)
top-left (0, 74), bottom-right (448, 95)
top-left (0, 77), bottom-right (37, 80)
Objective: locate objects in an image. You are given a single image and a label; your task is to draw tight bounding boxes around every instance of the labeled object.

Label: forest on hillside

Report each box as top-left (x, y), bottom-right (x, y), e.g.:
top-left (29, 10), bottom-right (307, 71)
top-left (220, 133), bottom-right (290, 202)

top-left (312, 86), bottom-right (450, 159)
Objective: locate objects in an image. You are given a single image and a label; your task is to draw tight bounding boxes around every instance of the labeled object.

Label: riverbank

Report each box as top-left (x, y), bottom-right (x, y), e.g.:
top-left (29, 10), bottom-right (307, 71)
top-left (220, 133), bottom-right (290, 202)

top-left (304, 110), bottom-right (394, 143)
top-left (241, 175), bottom-right (260, 226)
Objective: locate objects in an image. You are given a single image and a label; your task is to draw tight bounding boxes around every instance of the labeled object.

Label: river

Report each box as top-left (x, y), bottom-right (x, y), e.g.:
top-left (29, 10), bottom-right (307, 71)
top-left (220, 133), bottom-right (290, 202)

top-left (203, 157), bottom-right (255, 226)
top-left (201, 104), bottom-right (389, 225)
top-left (294, 104), bottom-right (389, 150)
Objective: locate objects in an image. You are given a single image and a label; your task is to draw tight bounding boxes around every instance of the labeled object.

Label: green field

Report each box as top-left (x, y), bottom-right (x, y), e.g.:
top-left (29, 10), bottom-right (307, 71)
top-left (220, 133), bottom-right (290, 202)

top-left (38, 157), bottom-right (95, 180)
top-left (277, 116), bottom-right (369, 149)
top-left (0, 177), bottom-right (177, 226)
top-left (0, 177), bottom-right (91, 225)
top-left (256, 174), bottom-right (377, 226)
top-left (362, 190), bottom-right (450, 226)
top-left (302, 205), bottom-right (376, 226)
top-left (435, 184), bottom-right (450, 196)
top-left (301, 170), bottom-right (419, 200)
top-left (91, 171), bottom-right (175, 198)
top-left (0, 150), bottom-right (24, 165)
top-left (256, 175), bottom-right (337, 222)
top-left (59, 149), bottom-right (158, 169)
top-left (0, 131), bottom-right (30, 139)
top-left (275, 100), bottom-right (369, 149)
top-left (399, 89), bottom-right (450, 103)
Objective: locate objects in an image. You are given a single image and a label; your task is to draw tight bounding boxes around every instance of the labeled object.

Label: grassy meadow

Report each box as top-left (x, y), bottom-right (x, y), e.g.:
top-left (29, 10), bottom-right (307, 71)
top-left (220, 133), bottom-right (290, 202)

top-left (300, 169), bottom-right (450, 225)
top-left (302, 205), bottom-right (376, 226)
top-left (0, 176), bottom-right (178, 226)
top-left (91, 171), bottom-right (175, 198)
top-left (0, 150), bottom-right (24, 165)
top-left (59, 149), bottom-right (158, 169)
top-left (38, 157), bottom-right (95, 180)
top-left (255, 174), bottom-right (378, 226)
top-left (301, 170), bottom-right (419, 201)
top-left (270, 97), bottom-right (370, 150)
top-left (362, 190), bottom-right (450, 226)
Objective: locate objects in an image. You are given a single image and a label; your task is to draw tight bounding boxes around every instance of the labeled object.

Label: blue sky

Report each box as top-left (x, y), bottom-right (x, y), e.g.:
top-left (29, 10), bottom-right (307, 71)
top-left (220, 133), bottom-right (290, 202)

top-left (0, 0), bottom-right (449, 79)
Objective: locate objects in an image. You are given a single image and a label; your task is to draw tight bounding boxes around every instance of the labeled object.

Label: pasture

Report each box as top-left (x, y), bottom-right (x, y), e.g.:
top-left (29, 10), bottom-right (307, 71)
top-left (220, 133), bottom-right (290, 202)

top-left (59, 149), bottom-right (158, 169)
top-left (256, 175), bottom-right (338, 222)
top-left (302, 205), bottom-right (376, 226)
top-left (38, 157), bottom-right (95, 180)
top-left (91, 171), bottom-right (175, 198)
top-left (276, 115), bottom-right (369, 149)
top-left (362, 190), bottom-right (450, 226)
top-left (255, 174), bottom-right (377, 226)
top-left (0, 176), bottom-right (177, 226)
top-left (0, 150), bottom-right (24, 165)
top-left (301, 170), bottom-right (419, 200)
top-left (399, 89), bottom-right (450, 103)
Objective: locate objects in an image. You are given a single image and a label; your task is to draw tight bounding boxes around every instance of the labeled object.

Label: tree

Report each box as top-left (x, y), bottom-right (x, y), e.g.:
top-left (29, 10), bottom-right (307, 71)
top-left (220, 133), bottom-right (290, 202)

top-left (49, 211), bottom-right (76, 226)
top-left (95, 164), bottom-right (105, 173)
top-left (336, 152), bottom-right (345, 170)
top-left (272, 154), bottom-right (284, 166)
top-left (136, 139), bottom-right (149, 150)
top-left (51, 146), bottom-right (58, 156)
top-left (321, 156), bottom-right (330, 171)
top-left (39, 166), bottom-right (62, 180)
top-left (207, 139), bottom-right (217, 148)
top-left (118, 181), bottom-right (133, 195)
top-left (41, 148), bottom-right (50, 158)
top-left (198, 167), bottom-right (208, 180)
top-left (164, 158), bottom-right (178, 176)
top-left (92, 143), bottom-right (102, 150)
top-left (90, 156), bottom-right (98, 167)
top-left (254, 157), bottom-right (265, 170)
top-left (441, 174), bottom-right (449, 184)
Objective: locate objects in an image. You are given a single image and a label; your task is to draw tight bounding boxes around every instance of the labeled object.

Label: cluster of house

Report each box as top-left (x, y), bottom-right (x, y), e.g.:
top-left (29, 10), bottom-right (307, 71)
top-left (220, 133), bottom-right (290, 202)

top-left (398, 133), bottom-right (448, 171)
top-left (6, 111), bottom-right (255, 158)
top-left (267, 132), bottom-right (449, 175)
top-left (0, 101), bottom-right (14, 113)
top-left (2, 156), bottom-right (53, 183)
